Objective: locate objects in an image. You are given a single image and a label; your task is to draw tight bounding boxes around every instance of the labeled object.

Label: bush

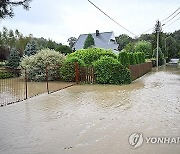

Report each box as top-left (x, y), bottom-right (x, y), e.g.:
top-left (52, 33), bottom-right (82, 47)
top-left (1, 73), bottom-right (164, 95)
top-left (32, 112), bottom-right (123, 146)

top-left (134, 52), bottom-right (140, 64)
top-left (93, 56), bottom-right (131, 84)
top-left (6, 48), bottom-right (20, 68)
top-left (118, 50), bottom-right (130, 67)
top-left (136, 52), bottom-right (145, 64)
top-left (141, 52), bottom-right (146, 63)
top-left (0, 71), bottom-right (14, 79)
top-left (128, 53), bottom-right (136, 65)
top-left (67, 47), bottom-right (117, 66)
top-left (60, 57), bottom-right (85, 82)
top-left (20, 49), bottom-right (65, 81)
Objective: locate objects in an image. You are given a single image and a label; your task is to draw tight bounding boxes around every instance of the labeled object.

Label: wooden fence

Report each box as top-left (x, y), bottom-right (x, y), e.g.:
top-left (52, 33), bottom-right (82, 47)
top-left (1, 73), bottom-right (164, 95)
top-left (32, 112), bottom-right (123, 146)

top-left (75, 63), bottom-right (96, 84)
top-left (128, 62), bottom-right (152, 80)
top-left (75, 62), bottom-right (152, 83)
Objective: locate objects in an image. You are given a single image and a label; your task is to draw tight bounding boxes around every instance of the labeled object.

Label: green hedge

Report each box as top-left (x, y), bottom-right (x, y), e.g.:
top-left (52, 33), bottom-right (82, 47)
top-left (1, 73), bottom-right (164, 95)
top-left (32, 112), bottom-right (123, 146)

top-left (118, 51), bottom-right (145, 66)
top-left (128, 53), bottom-right (136, 65)
top-left (0, 71), bottom-right (14, 79)
top-left (60, 57), bottom-right (85, 82)
top-left (135, 52), bottom-right (145, 64)
top-left (93, 56), bottom-right (131, 84)
top-left (118, 51), bottom-right (130, 67)
top-left (67, 48), bottom-right (117, 66)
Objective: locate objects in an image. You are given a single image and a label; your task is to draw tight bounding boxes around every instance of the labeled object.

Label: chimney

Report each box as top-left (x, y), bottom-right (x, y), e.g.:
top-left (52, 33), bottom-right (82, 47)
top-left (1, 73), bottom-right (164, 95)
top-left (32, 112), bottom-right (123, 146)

top-left (96, 30), bottom-right (99, 36)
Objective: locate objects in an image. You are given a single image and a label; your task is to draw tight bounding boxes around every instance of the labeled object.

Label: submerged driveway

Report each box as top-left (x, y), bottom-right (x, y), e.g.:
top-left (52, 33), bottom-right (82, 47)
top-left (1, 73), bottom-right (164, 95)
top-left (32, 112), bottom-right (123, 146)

top-left (0, 66), bottom-right (180, 154)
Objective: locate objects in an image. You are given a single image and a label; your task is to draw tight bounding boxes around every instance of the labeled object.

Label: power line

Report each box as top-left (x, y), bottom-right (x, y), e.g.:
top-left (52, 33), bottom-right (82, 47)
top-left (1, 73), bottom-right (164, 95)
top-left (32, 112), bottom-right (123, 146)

top-left (87, 0), bottom-right (137, 37)
top-left (161, 6), bottom-right (180, 22)
top-left (140, 0), bottom-right (179, 29)
top-left (137, 27), bottom-right (154, 37)
top-left (164, 15), bottom-right (180, 28)
top-left (139, 6), bottom-right (180, 36)
top-left (162, 10), bottom-right (180, 26)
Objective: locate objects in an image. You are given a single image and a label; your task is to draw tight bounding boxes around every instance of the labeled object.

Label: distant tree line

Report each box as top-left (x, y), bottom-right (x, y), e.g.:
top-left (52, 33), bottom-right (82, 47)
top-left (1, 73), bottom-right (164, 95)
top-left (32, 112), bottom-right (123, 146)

top-left (116, 30), bottom-right (180, 61)
top-left (0, 27), bottom-right (72, 62)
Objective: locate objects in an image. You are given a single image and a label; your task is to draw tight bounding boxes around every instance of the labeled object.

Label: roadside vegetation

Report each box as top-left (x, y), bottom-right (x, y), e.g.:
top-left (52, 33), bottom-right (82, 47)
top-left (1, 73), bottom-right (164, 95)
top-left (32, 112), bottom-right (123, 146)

top-left (0, 27), bottom-right (179, 82)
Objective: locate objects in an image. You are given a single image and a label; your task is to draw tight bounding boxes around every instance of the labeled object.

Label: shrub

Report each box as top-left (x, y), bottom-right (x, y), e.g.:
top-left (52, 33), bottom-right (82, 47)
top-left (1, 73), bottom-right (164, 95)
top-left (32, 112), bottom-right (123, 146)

top-left (6, 48), bottom-right (20, 68)
top-left (141, 52), bottom-right (146, 63)
top-left (118, 50), bottom-right (130, 67)
top-left (134, 52), bottom-right (140, 64)
top-left (20, 49), bottom-right (65, 81)
top-left (67, 47), bottom-right (117, 66)
top-left (83, 34), bottom-right (95, 49)
top-left (128, 53), bottom-right (136, 65)
top-left (93, 56), bottom-right (131, 84)
top-left (136, 52), bottom-right (142, 63)
top-left (0, 71), bottom-right (14, 79)
top-left (60, 57), bottom-right (85, 82)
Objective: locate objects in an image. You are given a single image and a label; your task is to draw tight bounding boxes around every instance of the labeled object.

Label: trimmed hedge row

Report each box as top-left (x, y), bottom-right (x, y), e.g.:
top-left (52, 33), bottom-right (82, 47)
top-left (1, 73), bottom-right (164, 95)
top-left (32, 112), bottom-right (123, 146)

top-left (118, 51), bottom-right (145, 66)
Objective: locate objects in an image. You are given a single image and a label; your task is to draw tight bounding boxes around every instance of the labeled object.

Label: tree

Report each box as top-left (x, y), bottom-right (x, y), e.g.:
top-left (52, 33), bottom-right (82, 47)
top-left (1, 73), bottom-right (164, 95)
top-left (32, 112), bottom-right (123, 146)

top-left (8, 29), bottom-right (16, 48)
top-left (56, 45), bottom-right (72, 55)
top-left (0, 46), bottom-right (9, 60)
top-left (67, 37), bottom-right (77, 48)
top-left (0, 0), bottom-right (32, 19)
top-left (116, 34), bottom-right (133, 51)
top-left (24, 40), bottom-right (37, 56)
top-left (165, 36), bottom-right (178, 60)
top-left (6, 48), bottom-right (20, 68)
top-left (134, 41), bottom-right (152, 59)
top-left (46, 39), bottom-right (58, 49)
top-left (83, 34), bottom-right (95, 49)
top-left (139, 33), bottom-right (156, 50)
top-left (124, 42), bottom-right (135, 52)
top-left (16, 36), bottom-right (30, 56)
top-left (172, 30), bottom-right (180, 58)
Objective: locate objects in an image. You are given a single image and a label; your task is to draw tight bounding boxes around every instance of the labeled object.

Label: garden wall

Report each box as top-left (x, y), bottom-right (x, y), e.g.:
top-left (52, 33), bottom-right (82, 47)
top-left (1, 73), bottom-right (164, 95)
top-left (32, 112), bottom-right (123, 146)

top-left (129, 62), bottom-right (152, 80)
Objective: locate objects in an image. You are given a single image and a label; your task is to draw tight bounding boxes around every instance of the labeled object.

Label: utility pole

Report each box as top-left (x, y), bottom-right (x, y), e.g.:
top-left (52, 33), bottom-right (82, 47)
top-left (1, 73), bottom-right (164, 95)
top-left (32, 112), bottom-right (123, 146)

top-left (155, 20), bottom-right (162, 67)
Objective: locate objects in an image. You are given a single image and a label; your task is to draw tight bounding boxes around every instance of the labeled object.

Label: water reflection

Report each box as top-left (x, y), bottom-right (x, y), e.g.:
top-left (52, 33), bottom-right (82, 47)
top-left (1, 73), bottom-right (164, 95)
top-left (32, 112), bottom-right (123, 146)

top-left (0, 78), bottom-right (75, 106)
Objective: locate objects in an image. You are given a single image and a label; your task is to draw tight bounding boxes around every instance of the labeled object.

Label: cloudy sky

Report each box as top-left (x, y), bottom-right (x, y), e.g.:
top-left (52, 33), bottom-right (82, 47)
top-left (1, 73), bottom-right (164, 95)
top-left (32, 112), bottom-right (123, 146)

top-left (0, 0), bottom-right (179, 44)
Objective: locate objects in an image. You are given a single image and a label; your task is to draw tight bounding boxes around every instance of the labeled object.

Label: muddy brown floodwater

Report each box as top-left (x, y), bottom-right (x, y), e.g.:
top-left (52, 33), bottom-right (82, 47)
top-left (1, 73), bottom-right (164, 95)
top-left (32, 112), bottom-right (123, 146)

top-left (0, 65), bottom-right (180, 154)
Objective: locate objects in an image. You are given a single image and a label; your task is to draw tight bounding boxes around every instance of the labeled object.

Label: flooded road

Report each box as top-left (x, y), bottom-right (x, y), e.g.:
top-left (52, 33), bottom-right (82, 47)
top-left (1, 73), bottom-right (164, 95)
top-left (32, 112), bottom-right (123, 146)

top-left (0, 66), bottom-right (180, 154)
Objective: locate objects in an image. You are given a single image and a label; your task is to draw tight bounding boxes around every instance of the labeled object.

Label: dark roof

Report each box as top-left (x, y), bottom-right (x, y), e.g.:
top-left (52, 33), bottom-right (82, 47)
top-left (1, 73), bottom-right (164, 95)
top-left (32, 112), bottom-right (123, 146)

top-left (73, 31), bottom-right (119, 53)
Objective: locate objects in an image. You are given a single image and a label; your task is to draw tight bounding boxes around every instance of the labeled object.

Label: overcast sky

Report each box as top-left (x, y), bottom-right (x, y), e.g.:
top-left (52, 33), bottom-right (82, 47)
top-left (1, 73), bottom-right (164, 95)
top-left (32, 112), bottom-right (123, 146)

top-left (0, 0), bottom-right (179, 44)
